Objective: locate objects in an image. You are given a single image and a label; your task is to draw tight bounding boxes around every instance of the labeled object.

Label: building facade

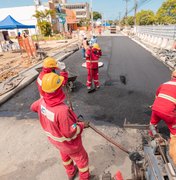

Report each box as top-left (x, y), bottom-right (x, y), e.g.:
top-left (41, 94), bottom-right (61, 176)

top-left (63, 3), bottom-right (90, 21)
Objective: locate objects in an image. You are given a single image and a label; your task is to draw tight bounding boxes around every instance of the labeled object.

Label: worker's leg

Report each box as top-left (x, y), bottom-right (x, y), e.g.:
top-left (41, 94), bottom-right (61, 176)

top-left (70, 147), bottom-right (90, 180)
top-left (93, 68), bottom-right (100, 88)
top-left (157, 113), bottom-right (176, 136)
top-left (82, 48), bottom-right (85, 59)
top-left (150, 110), bottom-right (161, 125)
top-left (86, 68), bottom-right (92, 89)
top-left (60, 151), bottom-right (77, 179)
top-left (151, 111), bottom-right (176, 135)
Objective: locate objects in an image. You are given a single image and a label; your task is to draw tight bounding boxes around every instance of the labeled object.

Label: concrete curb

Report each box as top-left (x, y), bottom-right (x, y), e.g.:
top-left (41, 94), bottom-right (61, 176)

top-left (0, 44), bottom-right (79, 106)
top-left (129, 35), bottom-right (175, 71)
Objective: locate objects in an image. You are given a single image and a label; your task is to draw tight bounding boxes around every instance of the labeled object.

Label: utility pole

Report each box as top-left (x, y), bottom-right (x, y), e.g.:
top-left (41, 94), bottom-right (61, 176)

top-left (124, 0), bottom-right (130, 25)
top-left (134, 0), bottom-right (138, 26)
top-left (118, 11), bottom-right (121, 26)
top-left (90, 0), bottom-right (93, 34)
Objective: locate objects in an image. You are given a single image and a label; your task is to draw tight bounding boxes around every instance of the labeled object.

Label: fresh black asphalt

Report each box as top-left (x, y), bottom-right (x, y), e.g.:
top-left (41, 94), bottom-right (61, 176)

top-left (0, 35), bottom-right (171, 128)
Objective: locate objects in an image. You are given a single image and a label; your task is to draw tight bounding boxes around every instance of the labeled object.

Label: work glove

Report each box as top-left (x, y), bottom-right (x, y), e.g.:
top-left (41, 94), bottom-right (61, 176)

top-left (148, 123), bottom-right (158, 137)
top-left (84, 121), bottom-right (90, 129)
top-left (169, 136), bottom-right (176, 165)
top-left (57, 61), bottom-right (66, 71)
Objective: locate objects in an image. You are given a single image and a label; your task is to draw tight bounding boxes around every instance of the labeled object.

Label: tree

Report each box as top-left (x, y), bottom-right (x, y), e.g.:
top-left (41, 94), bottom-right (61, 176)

top-left (136, 10), bottom-right (155, 25)
top-left (126, 16), bottom-right (135, 26)
top-left (156, 0), bottom-right (176, 24)
top-left (93, 11), bottom-right (102, 20)
top-left (33, 9), bottom-right (55, 36)
top-left (78, 18), bottom-right (90, 30)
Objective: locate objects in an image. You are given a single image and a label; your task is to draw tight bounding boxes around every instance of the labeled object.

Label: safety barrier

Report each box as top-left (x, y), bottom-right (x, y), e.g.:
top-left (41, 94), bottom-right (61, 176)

top-left (135, 25), bottom-right (176, 50)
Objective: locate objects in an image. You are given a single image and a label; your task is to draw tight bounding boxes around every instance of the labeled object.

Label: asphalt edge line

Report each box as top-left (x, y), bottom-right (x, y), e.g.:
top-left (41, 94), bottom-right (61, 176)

top-left (126, 34), bottom-right (174, 71)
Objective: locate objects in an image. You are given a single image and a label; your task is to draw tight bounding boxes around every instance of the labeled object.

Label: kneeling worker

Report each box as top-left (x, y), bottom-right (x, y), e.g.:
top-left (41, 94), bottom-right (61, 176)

top-left (150, 70), bottom-right (176, 165)
top-left (31, 72), bottom-right (90, 180)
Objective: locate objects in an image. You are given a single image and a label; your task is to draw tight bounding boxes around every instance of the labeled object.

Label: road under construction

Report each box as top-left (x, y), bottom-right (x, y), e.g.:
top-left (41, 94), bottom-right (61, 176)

top-left (0, 32), bottom-right (174, 179)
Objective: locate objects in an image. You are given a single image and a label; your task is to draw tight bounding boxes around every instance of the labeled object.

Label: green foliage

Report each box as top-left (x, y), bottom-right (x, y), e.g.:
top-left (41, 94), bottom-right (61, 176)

top-left (156, 0), bottom-right (176, 24)
top-left (78, 18), bottom-right (90, 29)
top-left (93, 11), bottom-right (102, 20)
top-left (107, 20), bottom-right (115, 25)
top-left (33, 9), bottom-right (55, 36)
top-left (136, 10), bottom-right (155, 25)
top-left (126, 16), bottom-right (134, 26)
top-left (38, 21), bottom-right (52, 36)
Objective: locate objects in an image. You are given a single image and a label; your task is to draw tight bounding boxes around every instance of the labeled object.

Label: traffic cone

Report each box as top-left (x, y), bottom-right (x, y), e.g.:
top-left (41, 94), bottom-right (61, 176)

top-left (114, 171), bottom-right (124, 180)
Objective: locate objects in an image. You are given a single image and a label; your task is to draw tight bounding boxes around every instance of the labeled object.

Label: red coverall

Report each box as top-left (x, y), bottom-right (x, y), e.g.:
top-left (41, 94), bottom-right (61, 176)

top-left (150, 78), bottom-right (176, 136)
top-left (37, 67), bottom-right (68, 97)
top-left (30, 89), bottom-right (90, 180)
top-left (86, 47), bottom-right (102, 88)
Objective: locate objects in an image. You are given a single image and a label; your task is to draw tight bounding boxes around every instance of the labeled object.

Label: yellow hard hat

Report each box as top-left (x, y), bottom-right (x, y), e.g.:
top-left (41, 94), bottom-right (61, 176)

top-left (93, 43), bottom-right (100, 50)
top-left (42, 72), bottom-right (64, 93)
top-left (43, 57), bottom-right (58, 68)
top-left (171, 70), bottom-right (176, 78)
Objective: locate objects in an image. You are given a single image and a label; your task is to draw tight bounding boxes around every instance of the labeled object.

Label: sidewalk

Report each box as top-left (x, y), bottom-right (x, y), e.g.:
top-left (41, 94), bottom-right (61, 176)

top-left (0, 38), bottom-right (80, 105)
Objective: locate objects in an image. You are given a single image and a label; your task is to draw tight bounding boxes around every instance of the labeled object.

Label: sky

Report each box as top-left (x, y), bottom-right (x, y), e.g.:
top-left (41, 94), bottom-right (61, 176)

top-left (0, 0), bottom-right (166, 20)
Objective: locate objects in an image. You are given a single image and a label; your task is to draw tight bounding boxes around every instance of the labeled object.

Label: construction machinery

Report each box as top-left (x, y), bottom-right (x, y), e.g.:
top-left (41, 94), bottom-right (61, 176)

top-left (123, 122), bottom-right (176, 180)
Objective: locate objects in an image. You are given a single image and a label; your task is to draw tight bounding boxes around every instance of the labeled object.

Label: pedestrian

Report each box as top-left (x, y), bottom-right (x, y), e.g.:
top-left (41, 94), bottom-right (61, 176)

top-left (30, 72), bottom-right (90, 180)
top-left (16, 32), bottom-right (24, 53)
top-left (81, 35), bottom-right (88, 60)
top-left (90, 35), bottom-right (97, 45)
top-left (85, 41), bottom-right (102, 91)
top-left (37, 56), bottom-right (68, 97)
top-left (149, 70), bottom-right (176, 164)
top-left (98, 27), bottom-right (102, 36)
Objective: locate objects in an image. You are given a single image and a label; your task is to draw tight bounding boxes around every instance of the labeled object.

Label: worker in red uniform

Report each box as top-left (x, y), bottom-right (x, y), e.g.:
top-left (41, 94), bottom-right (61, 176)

top-left (85, 42), bottom-right (102, 91)
top-left (31, 72), bottom-right (90, 180)
top-left (150, 70), bottom-right (176, 164)
top-left (37, 56), bottom-right (68, 97)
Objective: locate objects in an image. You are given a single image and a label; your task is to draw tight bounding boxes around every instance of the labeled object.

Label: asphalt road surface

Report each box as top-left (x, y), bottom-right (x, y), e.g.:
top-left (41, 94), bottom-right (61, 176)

top-left (0, 35), bottom-right (171, 126)
top-left (0, 34), bottom-right (172, 180)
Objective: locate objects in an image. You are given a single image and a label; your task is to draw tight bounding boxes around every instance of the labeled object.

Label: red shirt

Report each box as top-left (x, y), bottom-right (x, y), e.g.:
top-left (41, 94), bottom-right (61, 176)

top-left (152, 79), bottom-right (176, 117)
top-left (37, 67), bottom-right (68, 97)
top-left (31, 97), bottom-right (85, 154)
top-left (86, 47), bottom-right (102, 69)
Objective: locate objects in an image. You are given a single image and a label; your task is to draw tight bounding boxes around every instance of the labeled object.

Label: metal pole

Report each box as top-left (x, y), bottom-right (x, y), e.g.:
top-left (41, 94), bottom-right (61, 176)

top-left (134, 0), bottom-right (138, 26)
top-left (124, 0), bottom-right (130, 26)
top-left (90, 0), bottom-right (93, 34)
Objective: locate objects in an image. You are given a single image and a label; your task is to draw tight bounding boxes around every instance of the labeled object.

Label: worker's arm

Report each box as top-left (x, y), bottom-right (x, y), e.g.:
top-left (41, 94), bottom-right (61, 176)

top-left (60, 71), bottom-right (68, 86)
top-left (58, 107), bottom-right (85, 139)
top-left (155, 85), bottom-right (161, 97)
top-left (30, 99), bottom-right (40, 112)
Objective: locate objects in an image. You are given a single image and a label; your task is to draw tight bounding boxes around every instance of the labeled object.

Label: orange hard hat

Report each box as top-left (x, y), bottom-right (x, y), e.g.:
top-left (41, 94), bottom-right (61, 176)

top-left (43, 57), bottom-right (58, 68)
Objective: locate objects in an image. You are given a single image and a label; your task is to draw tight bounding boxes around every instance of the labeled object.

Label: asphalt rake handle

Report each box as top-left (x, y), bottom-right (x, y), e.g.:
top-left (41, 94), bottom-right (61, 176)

top-left (88, 123), bottom-right (130, 154)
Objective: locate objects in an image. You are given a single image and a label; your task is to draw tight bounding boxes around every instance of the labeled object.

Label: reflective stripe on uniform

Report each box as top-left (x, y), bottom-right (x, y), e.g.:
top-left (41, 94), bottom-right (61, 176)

top-left (158, 93), bottom-right (176, 104)
top-left (37, 77), bottom-right (42, 86)
top-left (170, 133), bottom-right (176, 138)
top-left (63, 159), bottom-right (73, 166)
top-left (79, 165), bottom-right (89, 173)
top-left (164, 81), bottom-right (176, 86)
top-left (45, 126), bottom-right (81, 142)
top-left (86, 60), bottom-right (98, 63)
top-left (94, 80), bottom-right (99, 82)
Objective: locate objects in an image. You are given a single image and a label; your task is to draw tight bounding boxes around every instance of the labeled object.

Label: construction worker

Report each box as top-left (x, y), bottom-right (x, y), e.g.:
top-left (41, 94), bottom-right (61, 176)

top-left (90, 35), bottom-right (97, 45)
top-left (37, 56), bottom-right (68, 97)
top-left (149, 70), bottom-right (176, 164)
top-left (85, 41), bottom-right (102, 91)
top-left (30, 72), bottom-right (90, 180)
top-left (81, 35), bottom-right (88, 60)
